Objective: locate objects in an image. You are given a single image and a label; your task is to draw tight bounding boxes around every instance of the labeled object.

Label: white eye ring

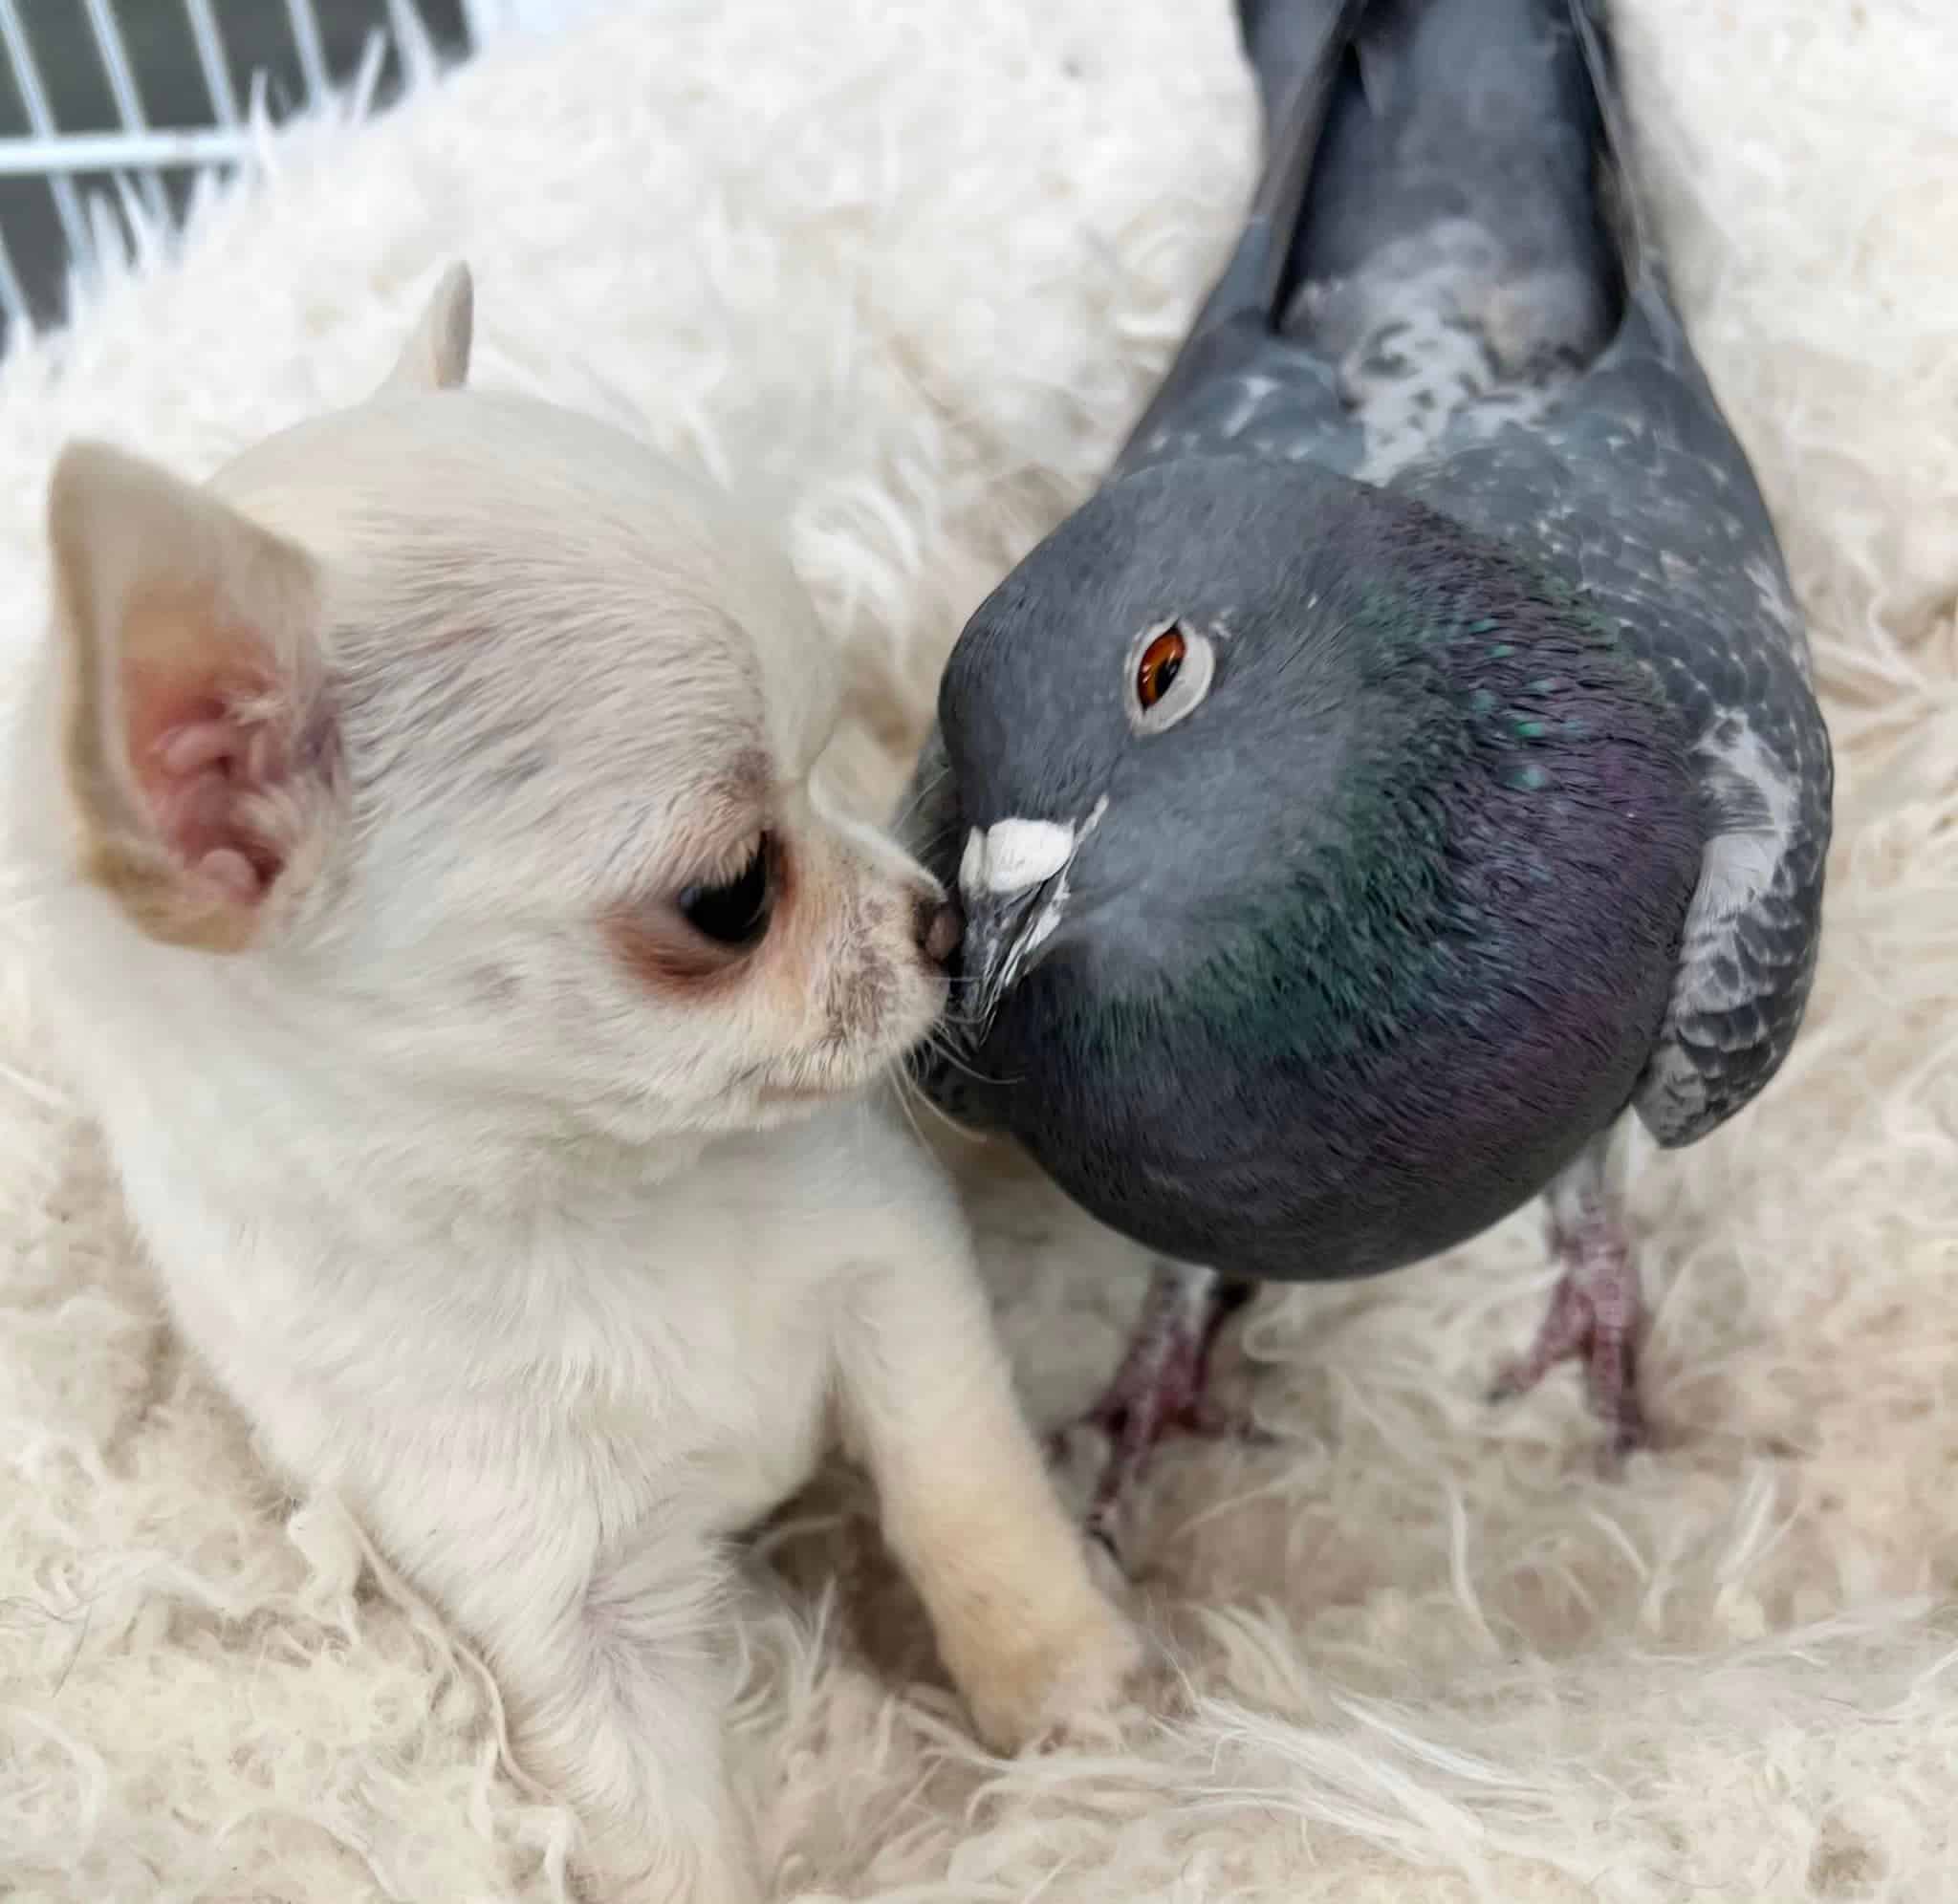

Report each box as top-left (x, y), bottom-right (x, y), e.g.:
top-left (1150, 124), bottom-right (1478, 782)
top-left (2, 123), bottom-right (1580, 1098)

top-left (1124, 618), bottom-right (1217, 737)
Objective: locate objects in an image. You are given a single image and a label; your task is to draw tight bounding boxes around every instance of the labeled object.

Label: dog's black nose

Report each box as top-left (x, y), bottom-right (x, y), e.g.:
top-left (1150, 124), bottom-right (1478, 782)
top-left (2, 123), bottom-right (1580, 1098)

top-left (915, 895), bottom-right (963, 967)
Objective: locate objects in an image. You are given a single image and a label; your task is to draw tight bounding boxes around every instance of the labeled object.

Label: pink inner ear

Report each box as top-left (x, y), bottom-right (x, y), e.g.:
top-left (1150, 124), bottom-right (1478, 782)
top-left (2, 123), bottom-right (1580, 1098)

top-left (124, 663), bottom-right (292, 906)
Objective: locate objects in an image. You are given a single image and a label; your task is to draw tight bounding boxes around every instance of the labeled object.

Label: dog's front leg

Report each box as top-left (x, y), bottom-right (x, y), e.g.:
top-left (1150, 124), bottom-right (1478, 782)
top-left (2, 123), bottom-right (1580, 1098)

top-left (833, 1234), bottom-right (1143, 1751)
top-left (359, 1469), bottom-right (760, 1904)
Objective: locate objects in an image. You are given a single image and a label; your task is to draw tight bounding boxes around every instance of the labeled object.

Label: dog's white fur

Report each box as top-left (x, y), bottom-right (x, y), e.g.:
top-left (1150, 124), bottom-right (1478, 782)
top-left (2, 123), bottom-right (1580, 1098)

top-left (7, 265), bottom-right (1138, 1904)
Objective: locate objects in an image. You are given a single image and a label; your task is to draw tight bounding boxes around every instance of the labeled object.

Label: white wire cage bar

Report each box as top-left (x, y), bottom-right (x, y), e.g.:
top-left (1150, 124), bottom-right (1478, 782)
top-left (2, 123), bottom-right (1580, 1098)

top-left (0, 0), bottom-right (594, 345)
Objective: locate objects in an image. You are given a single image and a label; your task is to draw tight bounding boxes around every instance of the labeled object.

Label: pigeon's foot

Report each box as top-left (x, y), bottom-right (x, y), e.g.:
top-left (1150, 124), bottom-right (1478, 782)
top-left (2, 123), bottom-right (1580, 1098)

top-left (1053, 1265), bottom-right (1262, 1558)
top-left (1490, 1149), bottom-right (1647, 1460)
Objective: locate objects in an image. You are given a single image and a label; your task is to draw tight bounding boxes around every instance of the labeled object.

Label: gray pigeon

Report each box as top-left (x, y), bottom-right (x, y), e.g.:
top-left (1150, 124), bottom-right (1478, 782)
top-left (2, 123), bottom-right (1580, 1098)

top-left (903, 0), bottom-right (1831, 1544)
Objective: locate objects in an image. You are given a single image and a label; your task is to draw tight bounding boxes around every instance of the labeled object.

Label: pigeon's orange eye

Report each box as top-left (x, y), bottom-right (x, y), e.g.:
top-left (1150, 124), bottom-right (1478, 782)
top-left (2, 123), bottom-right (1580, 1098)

top-left (1135, 626), bottom-right (1187, 710)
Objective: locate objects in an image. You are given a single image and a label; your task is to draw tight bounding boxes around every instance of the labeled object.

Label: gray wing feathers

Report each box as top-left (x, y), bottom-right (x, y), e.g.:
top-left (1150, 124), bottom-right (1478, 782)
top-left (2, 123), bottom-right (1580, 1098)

top-left (1636, 718), bottom-right (1829, 1147)
top-left (1117, 343), bottom-right (1363, 481)
top-left (1626, 505), bottom-right (1832, 1149)
top-left (1114, 0), bottom-right (1369, 477)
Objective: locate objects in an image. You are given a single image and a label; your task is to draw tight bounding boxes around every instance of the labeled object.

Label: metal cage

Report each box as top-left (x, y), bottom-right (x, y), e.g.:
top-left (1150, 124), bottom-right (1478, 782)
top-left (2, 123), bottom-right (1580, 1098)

top-left (0, 0), bottom-right (588, 350)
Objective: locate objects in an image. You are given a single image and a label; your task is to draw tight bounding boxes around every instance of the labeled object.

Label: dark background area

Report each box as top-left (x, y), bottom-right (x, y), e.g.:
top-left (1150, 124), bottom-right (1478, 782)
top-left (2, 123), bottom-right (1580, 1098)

top-left (0, 0), bottom-right (468, 350)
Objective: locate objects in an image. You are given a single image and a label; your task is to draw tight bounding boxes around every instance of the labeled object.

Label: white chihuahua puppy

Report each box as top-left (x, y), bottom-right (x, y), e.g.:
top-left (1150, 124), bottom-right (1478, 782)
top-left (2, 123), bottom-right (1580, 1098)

top-left (11, 265), bottom-right (1139, 1902)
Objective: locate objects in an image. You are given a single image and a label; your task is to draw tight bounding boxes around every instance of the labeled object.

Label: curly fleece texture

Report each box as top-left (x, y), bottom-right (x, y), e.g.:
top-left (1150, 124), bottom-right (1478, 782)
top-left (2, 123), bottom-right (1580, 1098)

top-left (2, 1), bottom-right (1956, 1898)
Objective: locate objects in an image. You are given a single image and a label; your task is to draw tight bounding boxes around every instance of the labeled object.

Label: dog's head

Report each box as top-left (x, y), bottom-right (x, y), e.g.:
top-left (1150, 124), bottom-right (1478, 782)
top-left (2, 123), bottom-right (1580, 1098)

top-left (41, 265), bottom-right (960, 1146)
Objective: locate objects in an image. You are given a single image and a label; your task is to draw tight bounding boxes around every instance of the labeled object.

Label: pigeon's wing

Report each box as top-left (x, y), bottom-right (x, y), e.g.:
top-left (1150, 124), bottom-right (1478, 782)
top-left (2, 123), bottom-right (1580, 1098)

top-left (1392, 0), bottom-right (1833, 1148)
top-left (1114, 0), bottom-right (1370, 482)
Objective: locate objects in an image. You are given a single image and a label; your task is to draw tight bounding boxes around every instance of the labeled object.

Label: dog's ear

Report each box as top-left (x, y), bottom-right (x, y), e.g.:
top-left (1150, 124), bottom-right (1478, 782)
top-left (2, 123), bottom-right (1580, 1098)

top-left (47, 440), bottom-right (341, 953)
top-left (379, 261), bottom-right (473, 396)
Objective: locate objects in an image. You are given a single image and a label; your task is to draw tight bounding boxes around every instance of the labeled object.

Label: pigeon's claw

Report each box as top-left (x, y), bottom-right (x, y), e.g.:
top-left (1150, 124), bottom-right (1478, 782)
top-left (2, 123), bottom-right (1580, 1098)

top-left (1051, 1266), bottom-right (1262, 1559)
top-left (1490, 1174), bottom-right (1648, 1463)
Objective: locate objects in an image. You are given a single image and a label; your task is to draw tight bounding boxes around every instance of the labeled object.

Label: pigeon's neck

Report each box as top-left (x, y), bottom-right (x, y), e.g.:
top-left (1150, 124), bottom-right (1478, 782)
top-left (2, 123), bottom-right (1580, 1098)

top-left (1165, 773), bottom-right (1468, 1067)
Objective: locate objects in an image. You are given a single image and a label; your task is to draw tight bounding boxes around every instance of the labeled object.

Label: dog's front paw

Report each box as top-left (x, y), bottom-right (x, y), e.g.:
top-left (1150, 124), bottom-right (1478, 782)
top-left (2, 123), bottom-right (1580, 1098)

top-left (953, 1577), bottom-right (1146, 1754)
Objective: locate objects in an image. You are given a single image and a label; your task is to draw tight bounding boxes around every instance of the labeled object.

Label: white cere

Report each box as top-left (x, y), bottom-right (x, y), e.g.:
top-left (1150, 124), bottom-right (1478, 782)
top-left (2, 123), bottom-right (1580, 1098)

top-left (960, 817), bottom-right (1077, 898)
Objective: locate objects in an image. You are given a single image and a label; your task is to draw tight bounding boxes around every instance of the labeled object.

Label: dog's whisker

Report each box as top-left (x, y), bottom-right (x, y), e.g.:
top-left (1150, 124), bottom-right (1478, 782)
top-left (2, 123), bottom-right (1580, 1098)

top-left (889, 760), bottom-right (951, 834)
top-left (922, 1026), bottom-right (1015, 1090)
top-left (896, 1059), bottom-right (988, 1144)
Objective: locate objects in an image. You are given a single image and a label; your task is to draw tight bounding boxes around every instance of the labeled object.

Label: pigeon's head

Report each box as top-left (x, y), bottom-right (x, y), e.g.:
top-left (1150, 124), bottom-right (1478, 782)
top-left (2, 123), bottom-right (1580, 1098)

top-left (935, 455), bottom-right (1680, 1056)
top-left (939, 456), bottom-right (1392, 1040)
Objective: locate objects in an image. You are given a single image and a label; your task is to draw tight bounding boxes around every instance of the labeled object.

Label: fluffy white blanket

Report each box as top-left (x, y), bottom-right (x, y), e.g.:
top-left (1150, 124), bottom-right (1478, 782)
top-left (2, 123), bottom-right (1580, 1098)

top-left (2, 2), bottom-right (1955, 1897)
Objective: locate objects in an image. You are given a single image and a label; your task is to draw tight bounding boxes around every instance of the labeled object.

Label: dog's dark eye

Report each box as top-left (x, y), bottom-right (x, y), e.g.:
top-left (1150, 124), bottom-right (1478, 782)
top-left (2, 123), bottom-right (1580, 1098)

top-left (679, 838), bottom-right (772, 947)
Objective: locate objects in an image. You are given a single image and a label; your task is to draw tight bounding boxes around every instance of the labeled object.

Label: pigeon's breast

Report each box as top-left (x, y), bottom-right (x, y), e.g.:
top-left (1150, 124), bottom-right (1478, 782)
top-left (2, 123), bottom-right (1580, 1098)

top-left (955, 703), bottom-right (1706, 1284)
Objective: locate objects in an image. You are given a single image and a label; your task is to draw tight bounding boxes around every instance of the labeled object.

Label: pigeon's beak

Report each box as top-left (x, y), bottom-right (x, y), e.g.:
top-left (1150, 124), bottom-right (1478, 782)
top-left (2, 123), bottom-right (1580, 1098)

top-left (959, 872), bottom-right (1066, 1038)
top-left (954, 814), bottom-right (1094, 1042)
